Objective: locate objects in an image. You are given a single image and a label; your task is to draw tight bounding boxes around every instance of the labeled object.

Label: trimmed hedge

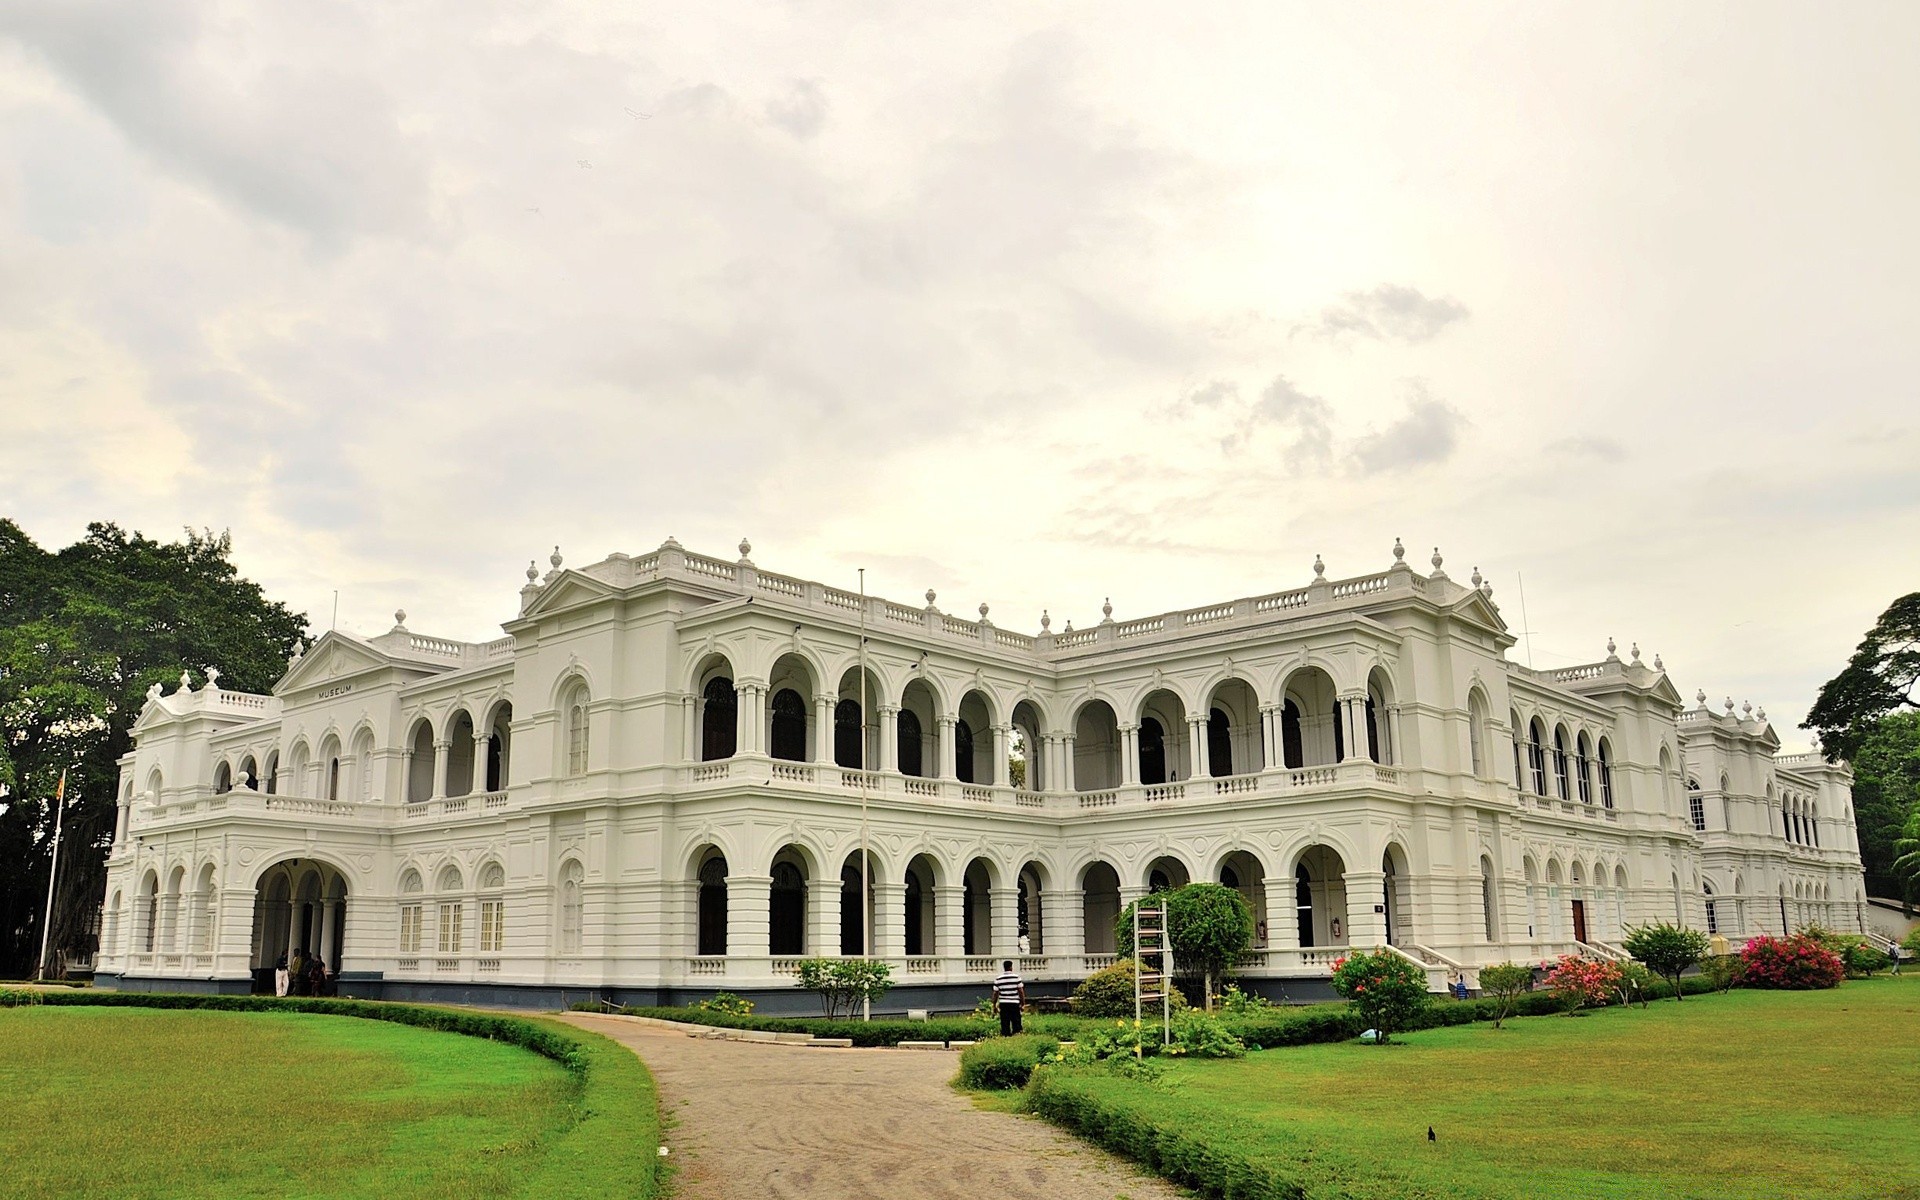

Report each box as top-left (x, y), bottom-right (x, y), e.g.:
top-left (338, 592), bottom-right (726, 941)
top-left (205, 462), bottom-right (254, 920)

top-left (957, 1033), bottom-right (1059, 1089)
top-left (0, 990), bottom-right (662, 1199)
top-left (598, 1003), bottom-right (994, 1047)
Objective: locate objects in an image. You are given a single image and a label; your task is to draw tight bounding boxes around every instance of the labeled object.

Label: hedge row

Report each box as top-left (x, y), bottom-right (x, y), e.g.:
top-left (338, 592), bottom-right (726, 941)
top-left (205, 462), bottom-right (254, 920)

top-left (0, 990), bottom-right (662, 1199)
top-left (595, 1003), bottom-right (994, 1046)
top-left (957, 1034), bottom-right (1060, 1089)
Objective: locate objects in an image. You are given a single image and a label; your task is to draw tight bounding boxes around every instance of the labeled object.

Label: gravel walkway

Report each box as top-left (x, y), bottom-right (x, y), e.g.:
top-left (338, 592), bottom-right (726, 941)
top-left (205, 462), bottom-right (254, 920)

top-left (557, 1013), bottom-right (1186, 1200)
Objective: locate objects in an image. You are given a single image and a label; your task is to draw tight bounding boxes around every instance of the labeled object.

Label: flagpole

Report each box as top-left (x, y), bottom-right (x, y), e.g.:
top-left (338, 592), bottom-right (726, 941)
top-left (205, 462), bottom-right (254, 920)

top-left (36, 770), bottom-right (67, 982)
top-left (858, 568), bottom-right (871, 1023)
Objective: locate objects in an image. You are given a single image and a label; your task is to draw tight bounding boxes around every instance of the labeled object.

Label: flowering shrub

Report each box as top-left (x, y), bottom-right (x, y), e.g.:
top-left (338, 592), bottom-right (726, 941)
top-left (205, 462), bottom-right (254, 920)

top-left (1329, 949), bottom-right (1431, 1044)
top-left (1543, 955), bottom-right (1622, 1014)
top-left (690, 991), bottom-right (754, 1016)
top-left (1216, 984), bottom-right (1273, 1015)
top-left (1740, 934), bottom-right (1845, 990)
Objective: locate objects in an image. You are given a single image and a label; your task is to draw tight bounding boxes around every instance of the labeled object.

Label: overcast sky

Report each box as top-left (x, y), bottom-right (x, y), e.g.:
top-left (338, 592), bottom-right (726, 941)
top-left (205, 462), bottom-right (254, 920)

top-left (3, 1), bottom-right (1916, 749)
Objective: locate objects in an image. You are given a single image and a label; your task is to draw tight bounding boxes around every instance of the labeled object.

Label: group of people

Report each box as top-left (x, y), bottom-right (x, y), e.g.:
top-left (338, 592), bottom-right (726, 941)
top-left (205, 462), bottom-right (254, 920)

top-left (273, 950), bottom-right (336, 997)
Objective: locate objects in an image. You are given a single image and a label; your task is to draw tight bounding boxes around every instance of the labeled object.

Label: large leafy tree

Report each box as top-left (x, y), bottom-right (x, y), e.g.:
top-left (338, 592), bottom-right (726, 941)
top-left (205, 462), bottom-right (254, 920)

top-left (1115, 882), bottom-right (1255, 1009)
top-left (0, 520), bottom-right (308, 977)
top-left (1804, 593), bottom-right (1920, 762)
top-left (1846, 715), bottom-right (1920, 908)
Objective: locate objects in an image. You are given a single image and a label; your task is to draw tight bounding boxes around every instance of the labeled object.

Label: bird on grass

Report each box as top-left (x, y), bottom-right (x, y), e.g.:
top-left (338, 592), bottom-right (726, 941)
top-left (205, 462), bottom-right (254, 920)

top-left (1428, 1126), bottom-right (1436, 1142)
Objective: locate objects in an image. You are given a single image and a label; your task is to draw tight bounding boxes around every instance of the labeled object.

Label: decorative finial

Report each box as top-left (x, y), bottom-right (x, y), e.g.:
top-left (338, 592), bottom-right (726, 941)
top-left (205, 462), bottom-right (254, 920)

top-left (394, 608), bottom-right (407, 629)
top-left (1654, 652), bottom-right (1664, 671)
top-left (661, 535), bottom-right (681, 550)
top-left (526, 560), bottom-right (539, 584)
top-left (204, 665), bottom-right (220, 689)
top-left (1392, 537), bottom-right (1405, 562)
top-left (1697, 689), bottom-right (1707, 706)
top-left (1063, 618), bottom-right (1074, 633)
top-left (1040, 609), bottom-right (1051, 632)
top-left (549, 546), bottom-right (563, 571)
top-left (1606, 636), bottom-right (1618, 659)
top-left (1724, 696), bottom-right (1735, 715)
top-left (1757, 705), bottom-right (1766, 721)
top-left (925, 588), bottom-right (937, 607)
top-left (179, 670), bottom-right (193, 693)
top-left (290, 639), bottom-right (305, 663)
top-left (1470, 566), bottom-right (1483, 588)
top-left (146, 681), bottom-right (163, 702)
top-left (1313, 554), bottom-right (1325, 578)
top-left (1742, 701), bottom-right (1753, 719)
top-left (1630, 642), bottom-right (1641, 663)
top-left (739, 538), bottom-right (752, 561)
top-left (1102, 597), bottom-right (1113, 620)
top-left (978, 602), bottom-right (990, 620)
top-left (1430, 547), bottom-right (1444, 572)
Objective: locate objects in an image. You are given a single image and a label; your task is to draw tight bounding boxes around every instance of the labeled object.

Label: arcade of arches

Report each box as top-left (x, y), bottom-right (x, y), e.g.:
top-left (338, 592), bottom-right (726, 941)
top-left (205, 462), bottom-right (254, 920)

top-left (250, 859), bottom-right (348, 990)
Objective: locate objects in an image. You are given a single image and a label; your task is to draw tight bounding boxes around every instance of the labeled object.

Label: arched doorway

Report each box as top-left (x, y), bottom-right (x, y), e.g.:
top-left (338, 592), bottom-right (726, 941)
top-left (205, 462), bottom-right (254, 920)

top-left (1293, 845), bottom-right (1348, 948)
top-left (696, 850), bottom-right (728, 955)
top-left (769, 849), bottom-right (808, 955)
top-left (250, 859), bottom-right (349, 994)
top-left (1081, 861), bottom-right (1121, 955)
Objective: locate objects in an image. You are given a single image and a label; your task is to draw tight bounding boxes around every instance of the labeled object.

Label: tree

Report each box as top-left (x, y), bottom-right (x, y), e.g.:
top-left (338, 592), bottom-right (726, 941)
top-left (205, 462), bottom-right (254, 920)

top-left (1115, 882), bottom-right (1254, 1010)
top-left (1329, 949), bottom-right (1430, 1043)
top-left (0, 521), bottom-right (308, 977)
top-left (1845, 715), bottom-right (1920, 909)
top-left (1476, 963), bottom-right (1534, 1028)
top-left (1622, 923), bottom-right (1710, 1000)
top-left (1803, 593), bottom-right (1920, 763)
top-left (793, 957), bottom-right (894, 1018)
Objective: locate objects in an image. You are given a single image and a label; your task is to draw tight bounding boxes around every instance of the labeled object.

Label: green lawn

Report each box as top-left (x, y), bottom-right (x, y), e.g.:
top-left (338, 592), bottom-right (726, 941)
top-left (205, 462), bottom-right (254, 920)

top-left (1029, 975), bottom-right (1920, 1200)
top-left (0, 1007), bottom-right (588, 1200)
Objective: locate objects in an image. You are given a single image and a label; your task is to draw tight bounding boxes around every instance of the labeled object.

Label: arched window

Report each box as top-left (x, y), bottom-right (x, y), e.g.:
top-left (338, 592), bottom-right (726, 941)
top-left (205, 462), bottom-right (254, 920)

top-left (1597, 740), bottom-right (1614, 808)
top-left (697, 854), bottom-right (728, 955)
top-left (1331, 701), bottom-right (1347, 762)
top-left (1704, 882), bottom-right (1718, 935)
top-left (1364, 696), bottom-right (1380, 763)
top-left (326, 756), bottom-right (341, 802)
top-left (558, 860), bottom-right (583, 955)
top-left (262, 752), bottom-right (278, 795)
top-left (1137, 717), bottom-right (1166, 785)
top-left (1281, 701), bottom-right (1303, 769)
top-left (770, 861), bottom-right (806, 955)
top-left (1208, 708), bottom-right (1232, 777)
top-left (213, 762), bottom-right (232, 795)
top-left (1295, 864), bottom-right (1314, 948)
top-left (955, 719), bottom-right (975, 783)
top-left (1810, 805), bottom-right (1820, 848)
top-left (436, 865), bottom-right (464, 954)
top-left (1480, 856), bottom-right (1497, 941)
top-left (701, 676), bottom-right (737, 762)
top-left (1575, 734), bottom-right (1593, 804)
top-left (1466, 692), bottom-right (1488, 777)
top-left (769, 688), bottom-right (807, 762)
top-left (1687, 779), bottom-right (1705, 832)
top-left (1552, 728), bottom-right (1571, 799)
top-left (1527, 720), bottom-right (1548, 795)
top-left (398, 869), bottom-right (424, 954)
top-left (1510, 710), bottom-right (1524, 788)
top-left (237, 756), bottom-right (257, 791)
top-left (897, 709), bottom-right (923, 777)
top-left (478, 862), bottom-right (505, 953)
top-left (834, 699), bottom-right (863, 768)
top-left (565, 684), bottom-right (590, 777)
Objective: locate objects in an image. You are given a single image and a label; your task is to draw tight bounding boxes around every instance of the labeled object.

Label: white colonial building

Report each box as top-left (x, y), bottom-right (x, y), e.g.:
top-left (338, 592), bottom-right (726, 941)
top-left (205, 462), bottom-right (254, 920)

top-left (94, 538), bottom-right (1868, 1009)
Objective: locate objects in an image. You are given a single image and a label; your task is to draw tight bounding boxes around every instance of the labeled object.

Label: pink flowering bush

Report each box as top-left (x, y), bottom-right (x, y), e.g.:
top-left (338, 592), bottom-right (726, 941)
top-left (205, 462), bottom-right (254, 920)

top-left (1740, 934), bottom-right (1844, 990)
top-left (1543, 954), bottom-right (1623, 1014)
top-left (1329, 950), bottom-right (1430, 1044)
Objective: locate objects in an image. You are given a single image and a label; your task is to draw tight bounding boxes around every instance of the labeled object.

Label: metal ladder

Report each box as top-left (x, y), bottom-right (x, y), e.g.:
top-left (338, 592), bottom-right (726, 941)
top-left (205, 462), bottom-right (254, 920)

top-left (1133, 900), bottom-right (1173, 1050)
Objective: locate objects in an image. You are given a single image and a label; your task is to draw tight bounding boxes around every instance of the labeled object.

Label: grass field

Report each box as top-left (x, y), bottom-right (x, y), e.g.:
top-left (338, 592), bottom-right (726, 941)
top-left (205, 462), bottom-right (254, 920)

top-left (1029, 975), bottom-right (1920, 1200)
top-left (0, 1007), bottom-right (592, 1200)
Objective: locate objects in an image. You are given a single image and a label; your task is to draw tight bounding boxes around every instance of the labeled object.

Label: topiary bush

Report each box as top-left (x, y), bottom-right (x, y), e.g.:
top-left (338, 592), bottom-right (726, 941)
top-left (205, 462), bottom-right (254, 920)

top-left (957, 1033), bottom-right (1059, 1089)
top-left (1070, 959), bottom-right (1190, 1018)
top-left (1740, 933), bottom-right (1846, 989)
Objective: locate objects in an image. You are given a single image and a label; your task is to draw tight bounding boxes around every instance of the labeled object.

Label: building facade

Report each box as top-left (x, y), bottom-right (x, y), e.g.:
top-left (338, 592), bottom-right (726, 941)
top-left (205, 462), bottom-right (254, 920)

top-left (93, 538), bottom-right (1869, 1009)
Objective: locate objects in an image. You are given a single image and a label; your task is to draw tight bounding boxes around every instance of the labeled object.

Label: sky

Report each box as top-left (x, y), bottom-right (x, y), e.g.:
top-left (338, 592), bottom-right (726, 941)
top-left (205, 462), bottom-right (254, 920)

top-left (1, 1), bottom-right (1916, 751)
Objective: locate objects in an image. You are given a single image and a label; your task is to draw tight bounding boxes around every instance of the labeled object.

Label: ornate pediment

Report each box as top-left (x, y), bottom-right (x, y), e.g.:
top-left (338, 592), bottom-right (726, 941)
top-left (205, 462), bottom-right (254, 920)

top-left (517, 571), bottom-right (622, 621)
top-left (274, 632), bottom-right (394, 696)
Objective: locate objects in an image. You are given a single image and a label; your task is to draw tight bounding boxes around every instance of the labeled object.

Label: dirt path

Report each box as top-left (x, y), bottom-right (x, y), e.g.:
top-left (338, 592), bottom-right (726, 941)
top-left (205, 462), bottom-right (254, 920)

top-left (557, 1013), bottom-right (1186, 1200)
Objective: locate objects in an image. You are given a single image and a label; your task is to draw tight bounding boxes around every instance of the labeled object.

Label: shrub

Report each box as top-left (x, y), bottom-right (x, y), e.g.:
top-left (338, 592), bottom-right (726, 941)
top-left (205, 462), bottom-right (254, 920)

top-left (1843, 942), bottom-right (1891, 977)
top-left (1071, 959), bottom-right (1189, 1018)
top-left (957, 1033), bottom-right (1058, 1089)
top-left (1165, 1010), bottom-right (1246, 1058)
top-left (689, 991), bottom-right (753, 1016)
top-left (1329, 949), bottom-right (1430, 1044)
top-left (1741, 934), bottom-right (1846, 989)
top-left (793, 957), bottom-right (894, 1018)
top-left (1476, 963), bottom-right (1534, 1028)
top-left (1115, 883), bottom-right (1255, 1008)
top-left (1613, 962), bottom-right (1657, 1008)
top-left (1624, 923), bottom-right (1711, 1000)
top-left (605, 1004), bottom-right (988, 1047)
top-left (1903, 929), bottom-right (1920, 957)
top-left (1216, 983), bottom-right (1272, 1016)
top-left (1544, 955), bottom-right (1622, 1014)
top-left (1700, 954), bottom-right (1745, 993)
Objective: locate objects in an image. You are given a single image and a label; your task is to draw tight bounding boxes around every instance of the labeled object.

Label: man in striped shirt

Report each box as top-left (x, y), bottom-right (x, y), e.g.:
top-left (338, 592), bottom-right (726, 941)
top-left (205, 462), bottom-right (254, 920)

top-left (992, 960), bottom-right (1026, 1035)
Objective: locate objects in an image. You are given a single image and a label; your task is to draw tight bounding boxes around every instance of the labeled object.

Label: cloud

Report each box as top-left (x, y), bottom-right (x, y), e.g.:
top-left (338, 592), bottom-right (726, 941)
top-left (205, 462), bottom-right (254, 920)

top-left (765, 79), bottom-right (828, 139)
top-left (1309, 284), bottom-right (1469, 344)
top-left (1546, 435), bottom-right (1628, 461)
top-left (1349, 389), bottom-right (1468, 474)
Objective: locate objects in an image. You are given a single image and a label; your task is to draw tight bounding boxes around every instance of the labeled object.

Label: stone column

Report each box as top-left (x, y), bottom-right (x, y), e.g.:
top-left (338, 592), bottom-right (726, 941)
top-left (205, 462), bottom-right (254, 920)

top-left (1340, 698), bottom-right (1366, 763)
top-left (318, 900), bottom-right (338, 966)
top-left (286, 902), bottom-right (303, 955)
top-left (812, 695), bottom-right (834, 764)
top-left (1346, 869), bottom-right (1388, 945)
top-left (113, 796), bottom-right (131, 850)
top-left (990, 725), bottom-right (1009, 786)
top-left (935, 716), bottom-right (955, 780)
top-left (872, 881), bottom-right (906, 957)
top-left (935, 885), bottom-right (966, 957)
top-left (809, 873), bottom-right (843, 956)
top-left (1264, 876), bottom-right (1297, 950)
top-left (1387, 705), bottom-right (1405, 767)
top-left (878, 706), bottom-right (899, 773)
top-left (729, 874), bottom-right (773, 959)
top-left (989, 887), bottom-right (1021, 956)
top-left (1119, 724), bottom-right (1140, 785)
top-left (471, 733), bottom-right (489, 794)
top-left (1051, 735), bottom-right (1070, 791)
top-left (1259, 706), bottom-right (1279, 771)
top-left (431, 739), bottom-right (450, 800)
top-left (1188, 717), bottom-right (1211, 778)
top-left (1042, 889), bottom-right (1082, 959)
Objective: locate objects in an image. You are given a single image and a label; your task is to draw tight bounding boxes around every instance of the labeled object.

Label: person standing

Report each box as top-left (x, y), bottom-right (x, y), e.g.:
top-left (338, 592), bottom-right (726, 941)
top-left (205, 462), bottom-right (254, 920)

top-left (992, 960), bottom-right (1025, 1036)
top-left (274, 953), bottom-right (289, 998)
